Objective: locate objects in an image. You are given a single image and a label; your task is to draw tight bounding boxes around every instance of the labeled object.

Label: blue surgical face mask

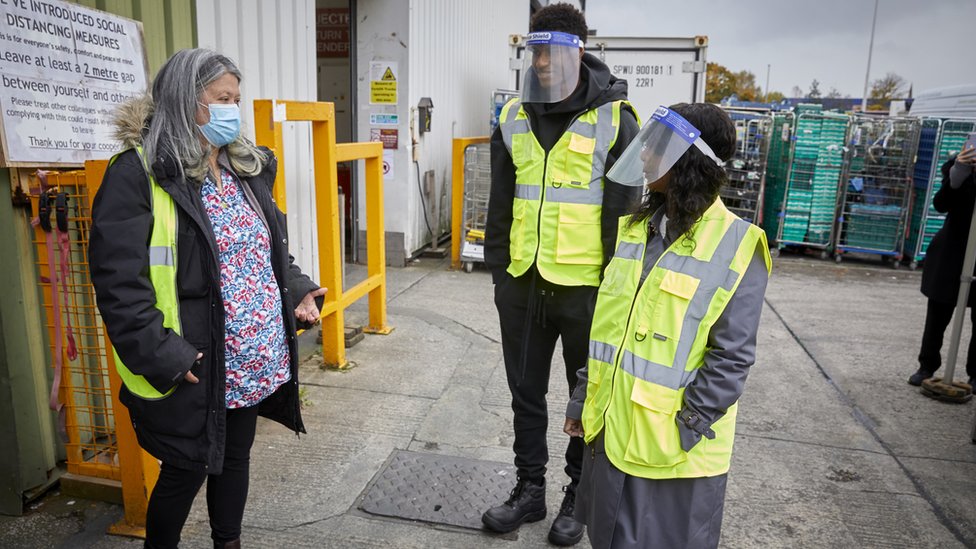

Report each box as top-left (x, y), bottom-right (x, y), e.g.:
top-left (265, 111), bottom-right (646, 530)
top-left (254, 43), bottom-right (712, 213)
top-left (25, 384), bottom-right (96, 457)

top-left (197, 103), bottom-right (241, 147)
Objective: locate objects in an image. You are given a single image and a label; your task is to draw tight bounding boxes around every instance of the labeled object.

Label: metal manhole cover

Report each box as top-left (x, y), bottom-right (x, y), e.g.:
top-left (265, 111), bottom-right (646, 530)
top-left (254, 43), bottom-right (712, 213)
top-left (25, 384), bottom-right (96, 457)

top-left (359, 450), bottom-right (516, 530)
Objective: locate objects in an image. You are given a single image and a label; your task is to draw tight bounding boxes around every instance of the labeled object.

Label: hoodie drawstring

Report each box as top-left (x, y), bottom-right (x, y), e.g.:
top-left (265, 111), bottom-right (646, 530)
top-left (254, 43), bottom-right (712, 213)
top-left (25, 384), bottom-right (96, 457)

top-left (517, 270), bottom-right (555, 386)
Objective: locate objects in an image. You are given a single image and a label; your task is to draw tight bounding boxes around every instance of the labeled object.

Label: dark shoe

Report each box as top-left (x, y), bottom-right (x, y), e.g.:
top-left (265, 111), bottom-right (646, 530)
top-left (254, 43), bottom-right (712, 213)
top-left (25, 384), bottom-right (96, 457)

top-left (213, 540), bottom-right (240, 549)
top-left (908, 369), bottom-right (934, 386)
top-left (548, 484), bottom-right (584, 546)
top-left (482, 478), bottom-right (546, 533)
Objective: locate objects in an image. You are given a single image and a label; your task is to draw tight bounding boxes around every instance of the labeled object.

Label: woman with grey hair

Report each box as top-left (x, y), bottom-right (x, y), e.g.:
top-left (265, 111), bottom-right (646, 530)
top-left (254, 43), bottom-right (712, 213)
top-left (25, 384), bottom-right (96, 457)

top-left (89, 48), bottom-right (325, 549)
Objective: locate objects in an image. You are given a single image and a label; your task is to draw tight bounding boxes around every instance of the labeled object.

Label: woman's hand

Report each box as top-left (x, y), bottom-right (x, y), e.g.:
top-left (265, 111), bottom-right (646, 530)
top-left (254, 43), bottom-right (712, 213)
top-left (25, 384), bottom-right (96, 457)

top-left (958, 144), bottom-right (976, 167)
top-left (563, 417), bottom-right (584, 438)
top-left (295, 287), bottom-right (328, 324)
top-left (184, 352), bottom-right (202, 384)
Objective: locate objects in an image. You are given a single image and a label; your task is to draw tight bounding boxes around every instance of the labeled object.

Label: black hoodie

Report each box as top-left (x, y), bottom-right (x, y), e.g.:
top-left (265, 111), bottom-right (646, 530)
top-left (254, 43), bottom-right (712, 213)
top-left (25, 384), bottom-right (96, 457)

top-left (484, 52), bottom-right (641, 284)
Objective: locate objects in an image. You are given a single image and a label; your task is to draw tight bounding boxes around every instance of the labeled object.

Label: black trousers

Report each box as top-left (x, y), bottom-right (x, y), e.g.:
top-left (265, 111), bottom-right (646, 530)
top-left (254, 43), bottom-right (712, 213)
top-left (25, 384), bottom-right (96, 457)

top-left (918, 298), bottom-right (976, 379)
top-left (144, 404), bottom-right (260, 549)
top-left (494, 270), bottom-right (597, 485)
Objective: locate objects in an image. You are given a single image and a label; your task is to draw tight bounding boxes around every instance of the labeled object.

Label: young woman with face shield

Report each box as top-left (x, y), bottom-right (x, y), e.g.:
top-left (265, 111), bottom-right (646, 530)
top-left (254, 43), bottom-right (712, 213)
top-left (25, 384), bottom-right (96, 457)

top-left (563, 103), bottom-right (772, 549)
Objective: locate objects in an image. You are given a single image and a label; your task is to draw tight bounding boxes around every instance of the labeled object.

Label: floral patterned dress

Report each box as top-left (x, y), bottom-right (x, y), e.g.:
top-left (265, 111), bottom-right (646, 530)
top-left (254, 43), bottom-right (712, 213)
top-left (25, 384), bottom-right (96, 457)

top-left (201, 169), bottom-right (291, 409)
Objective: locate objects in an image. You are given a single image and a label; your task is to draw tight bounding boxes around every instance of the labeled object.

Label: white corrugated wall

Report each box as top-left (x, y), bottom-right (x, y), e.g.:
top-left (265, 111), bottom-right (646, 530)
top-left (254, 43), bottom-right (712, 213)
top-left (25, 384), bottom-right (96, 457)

top-left (405, 0), bottom-right (528, 256)
top-left (196, 0), bottom-right (321, 280)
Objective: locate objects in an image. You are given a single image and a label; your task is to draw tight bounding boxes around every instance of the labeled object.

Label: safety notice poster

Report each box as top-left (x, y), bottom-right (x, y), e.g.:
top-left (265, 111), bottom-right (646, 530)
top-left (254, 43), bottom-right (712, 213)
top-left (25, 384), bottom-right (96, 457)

top-left (0, 0), bottom-right (149, 166)
top-left (369, 61), bottom-right (397, 105)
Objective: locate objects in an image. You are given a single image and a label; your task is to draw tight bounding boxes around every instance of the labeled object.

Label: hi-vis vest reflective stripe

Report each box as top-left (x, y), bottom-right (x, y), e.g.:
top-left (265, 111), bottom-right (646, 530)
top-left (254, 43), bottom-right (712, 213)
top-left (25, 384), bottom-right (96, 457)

top-left (109, 147), bottom-right (182, 400)
top-left (582, 199), bottom-right (771, 479)
top-left (498, 98), bottom-right (636, 287)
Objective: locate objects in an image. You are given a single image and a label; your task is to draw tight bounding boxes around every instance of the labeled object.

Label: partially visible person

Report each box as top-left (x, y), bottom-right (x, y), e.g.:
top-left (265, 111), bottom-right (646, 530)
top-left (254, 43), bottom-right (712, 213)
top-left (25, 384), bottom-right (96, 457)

top-left (563, 103), bottom-right (771, 549)
top-left (910, 142), bottom-right (976, 387)
top-left (89, 48), bottom-right (324, 549)
top-left (482, 3), bottom-right (641, 546)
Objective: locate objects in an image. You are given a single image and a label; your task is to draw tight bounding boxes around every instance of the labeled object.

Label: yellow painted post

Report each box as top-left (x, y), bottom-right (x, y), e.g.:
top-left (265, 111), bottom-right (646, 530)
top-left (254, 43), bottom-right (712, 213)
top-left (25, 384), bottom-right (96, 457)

top-left (450, 137), bottom-right (489, 270)
top-left (363, 148), bottom-right (392, 334)
top-left (85, 160), bottom-right (159, 539)
top-left (103, 336), bottom-right (160, 538)
top-left (308, 103), bottom-right (347, 368)
top-left (253, 100), bottom-right (287, 212)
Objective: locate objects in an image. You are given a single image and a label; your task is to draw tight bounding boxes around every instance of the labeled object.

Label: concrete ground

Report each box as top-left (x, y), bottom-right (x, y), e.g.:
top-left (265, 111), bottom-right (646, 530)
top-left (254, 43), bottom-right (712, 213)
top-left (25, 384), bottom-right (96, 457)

top-left (2, 252), bottom-right (975, 548)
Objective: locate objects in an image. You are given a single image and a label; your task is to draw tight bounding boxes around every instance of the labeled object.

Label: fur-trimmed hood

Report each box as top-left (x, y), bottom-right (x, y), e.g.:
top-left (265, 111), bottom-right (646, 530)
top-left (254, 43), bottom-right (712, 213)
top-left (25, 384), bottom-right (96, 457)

top-left (113, 93), bottom-right (154, 150)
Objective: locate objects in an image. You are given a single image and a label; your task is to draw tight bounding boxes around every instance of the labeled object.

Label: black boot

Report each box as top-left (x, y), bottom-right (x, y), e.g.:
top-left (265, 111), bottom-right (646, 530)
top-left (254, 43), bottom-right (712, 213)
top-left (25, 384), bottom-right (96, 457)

top-left (908, 368), bottom-right (934, 386)
top-left (213, 540), bottom-right (240, 549)
top-left (482, 477), bottom-right (546, 533)
top-left (548, 484), bottom-right (584, 546)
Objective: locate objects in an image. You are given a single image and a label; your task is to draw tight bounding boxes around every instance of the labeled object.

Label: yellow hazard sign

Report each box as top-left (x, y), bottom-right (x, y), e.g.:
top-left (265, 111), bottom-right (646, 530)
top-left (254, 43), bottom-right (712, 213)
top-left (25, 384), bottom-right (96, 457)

top-left (370, 61), bottom-right (398, 104)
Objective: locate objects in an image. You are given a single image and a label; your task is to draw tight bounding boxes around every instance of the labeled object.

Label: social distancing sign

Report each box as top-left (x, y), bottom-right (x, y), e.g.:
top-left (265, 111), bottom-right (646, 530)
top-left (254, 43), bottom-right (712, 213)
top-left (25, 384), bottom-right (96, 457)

top-left (0, 0), bottom-right (149, 166)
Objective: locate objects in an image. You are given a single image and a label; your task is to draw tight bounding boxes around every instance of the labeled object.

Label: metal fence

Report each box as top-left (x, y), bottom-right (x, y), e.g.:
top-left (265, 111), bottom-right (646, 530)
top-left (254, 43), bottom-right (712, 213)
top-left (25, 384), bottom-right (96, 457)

top-left (29, 170), bottom-right (120, 481)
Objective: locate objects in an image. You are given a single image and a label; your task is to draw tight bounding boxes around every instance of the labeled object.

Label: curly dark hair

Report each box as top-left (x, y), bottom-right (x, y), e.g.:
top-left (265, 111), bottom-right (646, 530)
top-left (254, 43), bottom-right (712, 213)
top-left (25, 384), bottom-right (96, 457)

top-left (630, 103), bottom-right (736, 246)
top-left (529, 3), bottom-right (588, 43)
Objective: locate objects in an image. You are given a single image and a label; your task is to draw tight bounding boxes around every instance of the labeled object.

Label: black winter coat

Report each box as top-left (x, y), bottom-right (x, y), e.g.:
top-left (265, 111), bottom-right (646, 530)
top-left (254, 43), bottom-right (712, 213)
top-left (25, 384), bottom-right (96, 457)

top-left (921, 158), bottom-right (976, 306)
top-left (89, 147), bottom-right (316, 473)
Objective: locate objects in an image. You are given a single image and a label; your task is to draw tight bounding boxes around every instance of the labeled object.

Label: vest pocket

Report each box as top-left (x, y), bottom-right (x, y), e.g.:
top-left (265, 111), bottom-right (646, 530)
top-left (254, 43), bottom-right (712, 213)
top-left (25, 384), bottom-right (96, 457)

top-left (556, 203), bottom-right (602, 265)
top-left (510, 201), bottom-right (527, 261)
top-left (623, 379), bottom-right (687, 468)
top-left (650, 270), bottom-right (700, 340)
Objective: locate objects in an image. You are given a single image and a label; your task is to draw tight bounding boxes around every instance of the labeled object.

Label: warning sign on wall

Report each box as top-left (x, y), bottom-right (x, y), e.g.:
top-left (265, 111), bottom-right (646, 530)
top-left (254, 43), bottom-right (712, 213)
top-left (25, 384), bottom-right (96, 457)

top-left (369, 61), bottom-right (397, 105)
top-left (369, 128), bottom-right (398, 149)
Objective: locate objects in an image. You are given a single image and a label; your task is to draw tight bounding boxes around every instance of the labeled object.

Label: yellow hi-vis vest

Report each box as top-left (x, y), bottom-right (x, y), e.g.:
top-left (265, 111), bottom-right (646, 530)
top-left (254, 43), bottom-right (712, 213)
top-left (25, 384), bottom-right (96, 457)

top-left (582, 199), bottom-right (771, 479)
top-left (109, 147), bottom-right (182, 399)
top-left (498, 98), bottom-right (636, 287)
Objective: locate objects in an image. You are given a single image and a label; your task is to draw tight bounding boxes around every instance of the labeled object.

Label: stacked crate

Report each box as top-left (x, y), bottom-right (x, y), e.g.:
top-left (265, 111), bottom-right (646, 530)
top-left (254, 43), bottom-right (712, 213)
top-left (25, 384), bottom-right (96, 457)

top-left (902, 119), bottom-right (976, 267)
top-left (779, 105), bottom-right (850, 250)
top-left (760, 113), bottom-right (794, 241)
top-left (904, 121), bottom-right (942, 264)
top-left (807, 114), bottom-right (848, 245)
top-left (835, 116), bottom-right (920, 262)
top-left (780, 107), bottom-right (820, 243)
top-left (720, 112), bottom-right (771, 225)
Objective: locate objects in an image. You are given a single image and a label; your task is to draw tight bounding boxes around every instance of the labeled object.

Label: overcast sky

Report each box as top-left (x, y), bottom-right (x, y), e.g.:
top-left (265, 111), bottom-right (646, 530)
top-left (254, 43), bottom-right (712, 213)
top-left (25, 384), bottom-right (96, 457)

top-left (584, 0), bottom-right (973, 98)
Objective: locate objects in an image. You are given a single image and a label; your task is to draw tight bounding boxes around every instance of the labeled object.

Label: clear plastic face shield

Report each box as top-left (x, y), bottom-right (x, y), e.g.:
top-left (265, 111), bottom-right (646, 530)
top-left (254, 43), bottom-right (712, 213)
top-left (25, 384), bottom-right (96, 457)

top-left (606, 106), bottom-right (725, 187)
top-left (521, 31), bottom-right (582, 104)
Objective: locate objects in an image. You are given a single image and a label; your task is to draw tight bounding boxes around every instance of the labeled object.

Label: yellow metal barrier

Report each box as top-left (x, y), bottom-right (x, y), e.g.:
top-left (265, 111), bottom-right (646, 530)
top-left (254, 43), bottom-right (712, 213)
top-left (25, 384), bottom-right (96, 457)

top-left (28, 166), bottom-right (158, 538)
top-left (254, 100), bottom-right (393, 369)
top-left (451, 137), bottom-right (490, 270)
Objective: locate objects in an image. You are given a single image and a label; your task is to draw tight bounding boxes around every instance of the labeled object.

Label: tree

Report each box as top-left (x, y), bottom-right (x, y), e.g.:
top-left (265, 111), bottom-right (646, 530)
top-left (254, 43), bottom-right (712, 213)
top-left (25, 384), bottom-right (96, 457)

top-left (807, 79), bottom-right (822, 99)
top-left (705, 62), bottom-right (763, 103)
top-left (705, 63), bottom-right (738, 103)
top-left (826, 87), bottom-right (843, 99)
top-left (733, 70), bottom-right (762, 101)
top-left (869, 72), bottom-right (907, 102)
top-left (766, 91), bottom-right (786, 102)
top-left (791, 86), bottom-right (804, 98)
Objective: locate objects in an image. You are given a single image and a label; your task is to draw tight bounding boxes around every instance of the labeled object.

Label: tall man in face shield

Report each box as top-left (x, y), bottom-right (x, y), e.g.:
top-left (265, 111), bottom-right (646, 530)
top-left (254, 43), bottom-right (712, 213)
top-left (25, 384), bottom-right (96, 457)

top-left (482, 4), bottom-right (641, 546)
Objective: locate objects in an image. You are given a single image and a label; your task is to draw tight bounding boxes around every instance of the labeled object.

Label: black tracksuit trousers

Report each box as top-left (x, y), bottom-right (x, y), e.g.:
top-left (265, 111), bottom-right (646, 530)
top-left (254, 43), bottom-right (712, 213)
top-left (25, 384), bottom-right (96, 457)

top-left (494, 270), bottom-right (598, 486)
